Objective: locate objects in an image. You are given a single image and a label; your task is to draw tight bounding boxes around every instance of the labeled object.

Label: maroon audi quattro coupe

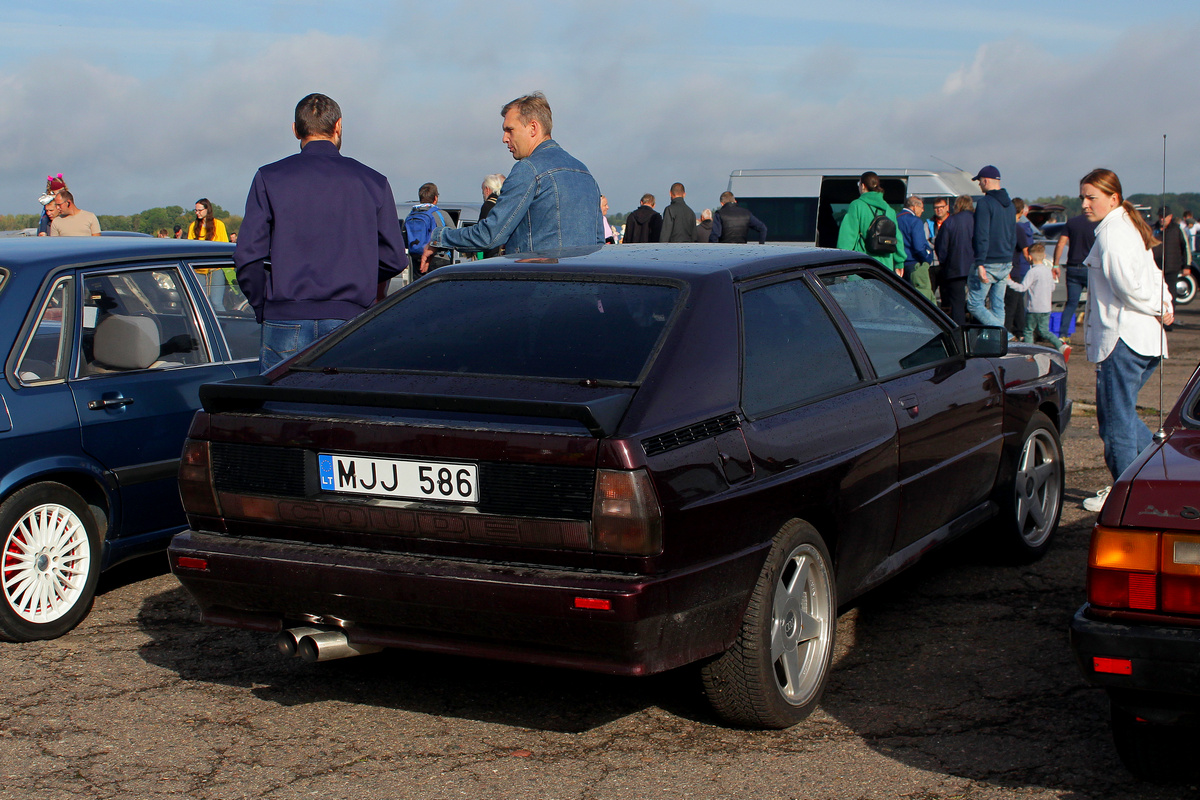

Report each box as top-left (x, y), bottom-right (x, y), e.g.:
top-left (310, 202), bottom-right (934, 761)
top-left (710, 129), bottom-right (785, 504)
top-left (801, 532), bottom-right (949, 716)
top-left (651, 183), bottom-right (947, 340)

top-left (1071, 361), bottom-right (1200, 780)
top-left (169, 244), bottom-right (1070, 728)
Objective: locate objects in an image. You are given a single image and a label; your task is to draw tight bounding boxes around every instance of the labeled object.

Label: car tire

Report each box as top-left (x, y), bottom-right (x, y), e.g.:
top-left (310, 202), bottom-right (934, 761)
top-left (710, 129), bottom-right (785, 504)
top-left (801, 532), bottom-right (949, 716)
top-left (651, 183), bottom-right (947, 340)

top-left (700, 519), bottom-right (836, 729)
top-left (0, 483), bottom-right (101, 642)
top-left (1110, 701), bottom-right (1200, 783)
top-left (992, 410), bottom-right (1063, 562)
top-left (1174, 272), bottom-right (1196, 305)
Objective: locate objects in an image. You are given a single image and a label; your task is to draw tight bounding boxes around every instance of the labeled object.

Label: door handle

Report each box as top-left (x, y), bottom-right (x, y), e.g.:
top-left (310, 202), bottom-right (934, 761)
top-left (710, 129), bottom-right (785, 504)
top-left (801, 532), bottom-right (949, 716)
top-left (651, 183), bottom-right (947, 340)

top-left (88, 397), bottom-right (135, 410)
top-left (897, 394), bottom-right (919, 416)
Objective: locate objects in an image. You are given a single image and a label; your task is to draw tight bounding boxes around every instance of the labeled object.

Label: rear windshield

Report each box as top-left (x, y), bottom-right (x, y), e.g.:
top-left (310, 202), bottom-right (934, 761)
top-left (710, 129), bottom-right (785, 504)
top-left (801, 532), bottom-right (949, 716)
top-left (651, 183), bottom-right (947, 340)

top-left (306, 278), bottom-right (681, 383)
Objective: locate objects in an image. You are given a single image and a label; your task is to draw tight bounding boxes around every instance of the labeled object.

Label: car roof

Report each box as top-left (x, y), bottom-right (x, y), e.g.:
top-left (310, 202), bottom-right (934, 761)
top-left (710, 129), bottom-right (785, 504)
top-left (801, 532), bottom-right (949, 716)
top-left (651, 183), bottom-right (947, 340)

top-left (0, 238), bottom-right (234, 275)
top-left (431, 243), bottom-right (872, 282)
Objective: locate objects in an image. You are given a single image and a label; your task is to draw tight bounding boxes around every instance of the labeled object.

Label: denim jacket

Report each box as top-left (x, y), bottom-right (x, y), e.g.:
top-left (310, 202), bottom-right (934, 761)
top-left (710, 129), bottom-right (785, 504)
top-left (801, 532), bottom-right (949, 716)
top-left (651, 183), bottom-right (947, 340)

top-left (431, 139), bottom-right (603, 254)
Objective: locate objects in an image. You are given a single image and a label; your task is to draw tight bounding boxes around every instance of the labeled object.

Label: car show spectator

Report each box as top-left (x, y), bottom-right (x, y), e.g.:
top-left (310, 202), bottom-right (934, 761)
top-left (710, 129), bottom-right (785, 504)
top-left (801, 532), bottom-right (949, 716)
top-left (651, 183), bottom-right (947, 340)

top-left (50, 191), bottom-right (101, 236)
top-left (968, 165), bottom-right (1016, 327)
top-left (934, 195), bottom-right (975, 325)
top-left (836, 172), bottom-right (904, 274)
top-left (422, 92), bottom-right (603, 267)
top-left (711, 192), bottom-right (767, 244)
top-left (1078, 168), bottom-right (1174, 512)
top-left (659, 183), bottom-right (697, 243)
top-left (37, 174), bottom-right (66, 236)
top-left (478, 173), bottom-right (505, 258)
top-left (623, 193), bottom-right (662, 243)
top-left (600, 195), bottom-right (616, 244)
top-left (406, 182), bottom-right (453, 277)
top-left (897, 195), bottom-right (934, 301)
top-left (187, 198), bottom-right (229, 242)
top-left (233, 92), bottom-right (406, 372)
top-left (1053, 212), bottom-right (1098, 340)
top-left (1005, 242), bottom-right (1068, 357)
top-left (1005, 198), bottom-right (1034, 338)
top-left (694, 208), bottom-right (713, 243)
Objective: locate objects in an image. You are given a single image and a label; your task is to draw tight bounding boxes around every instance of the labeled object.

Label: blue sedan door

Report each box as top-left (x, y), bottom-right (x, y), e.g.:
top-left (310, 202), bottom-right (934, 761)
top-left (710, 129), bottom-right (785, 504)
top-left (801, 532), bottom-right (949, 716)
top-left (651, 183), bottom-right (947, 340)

top-left (69, 264), bottom-right (238, 542)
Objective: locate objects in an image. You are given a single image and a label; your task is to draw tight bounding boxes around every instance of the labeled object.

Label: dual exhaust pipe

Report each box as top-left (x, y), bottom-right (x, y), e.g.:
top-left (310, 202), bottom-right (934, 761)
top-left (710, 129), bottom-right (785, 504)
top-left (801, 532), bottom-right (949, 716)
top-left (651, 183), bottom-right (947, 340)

top-left (276, 626), bottom-right (382, 663)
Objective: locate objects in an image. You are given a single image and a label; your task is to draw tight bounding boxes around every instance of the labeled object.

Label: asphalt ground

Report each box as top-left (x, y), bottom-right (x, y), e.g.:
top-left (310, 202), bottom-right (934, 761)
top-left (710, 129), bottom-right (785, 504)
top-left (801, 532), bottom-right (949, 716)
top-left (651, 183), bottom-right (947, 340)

top-left (2, 304), bottom-right (1199, 800)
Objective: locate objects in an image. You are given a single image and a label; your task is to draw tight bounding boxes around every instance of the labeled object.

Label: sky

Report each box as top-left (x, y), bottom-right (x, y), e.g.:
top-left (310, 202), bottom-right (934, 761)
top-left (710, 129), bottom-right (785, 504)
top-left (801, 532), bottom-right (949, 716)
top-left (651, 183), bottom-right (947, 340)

top-left (3, 1), bottom-right (1199, 218)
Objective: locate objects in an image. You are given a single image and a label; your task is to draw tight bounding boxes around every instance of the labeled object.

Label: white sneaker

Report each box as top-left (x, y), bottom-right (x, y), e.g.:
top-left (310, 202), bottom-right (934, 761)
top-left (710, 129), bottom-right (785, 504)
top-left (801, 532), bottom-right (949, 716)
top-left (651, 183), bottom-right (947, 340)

top-left (1083, 486), bottom-right (1111, 512)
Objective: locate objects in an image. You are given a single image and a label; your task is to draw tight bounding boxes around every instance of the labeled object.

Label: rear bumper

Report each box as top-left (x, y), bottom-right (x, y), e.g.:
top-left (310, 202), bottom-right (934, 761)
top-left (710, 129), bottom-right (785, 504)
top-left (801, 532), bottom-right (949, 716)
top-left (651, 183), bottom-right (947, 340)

top-left (1070, 604), bottom-right (1200, 723)
top-left (169, 530), bottom-right (764, 676)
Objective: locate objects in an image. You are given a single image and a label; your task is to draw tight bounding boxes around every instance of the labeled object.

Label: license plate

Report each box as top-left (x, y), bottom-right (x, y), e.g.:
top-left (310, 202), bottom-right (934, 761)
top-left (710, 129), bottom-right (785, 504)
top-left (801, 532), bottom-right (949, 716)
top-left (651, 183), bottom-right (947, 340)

top-left (317, 453), bottom-right (479, 503)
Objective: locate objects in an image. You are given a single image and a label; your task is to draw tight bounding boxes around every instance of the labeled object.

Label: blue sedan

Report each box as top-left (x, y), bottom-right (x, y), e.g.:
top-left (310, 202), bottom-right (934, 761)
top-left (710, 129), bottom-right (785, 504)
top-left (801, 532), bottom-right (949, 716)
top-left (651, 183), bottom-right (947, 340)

top-left (0, 237), bottom-right (260, 640)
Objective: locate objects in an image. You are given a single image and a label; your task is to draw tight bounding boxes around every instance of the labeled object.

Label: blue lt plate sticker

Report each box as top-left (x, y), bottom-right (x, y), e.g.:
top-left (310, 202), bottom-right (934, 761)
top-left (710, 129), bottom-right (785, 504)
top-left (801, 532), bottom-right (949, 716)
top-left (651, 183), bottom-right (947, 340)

top-left (318, 454), bottom-right (335, 490)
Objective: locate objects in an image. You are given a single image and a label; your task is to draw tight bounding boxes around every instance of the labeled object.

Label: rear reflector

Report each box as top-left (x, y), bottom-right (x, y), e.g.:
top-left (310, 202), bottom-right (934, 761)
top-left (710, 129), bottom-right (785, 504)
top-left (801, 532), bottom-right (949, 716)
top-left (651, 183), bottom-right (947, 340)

top-left (573, 597), bottom-right (612, 611)
top-left (1093, 657), bottom-right (1132, 675)
top-left (178, 439), bottom-right (219, 517)
top-left (176, 556), bottom-right (208, 571)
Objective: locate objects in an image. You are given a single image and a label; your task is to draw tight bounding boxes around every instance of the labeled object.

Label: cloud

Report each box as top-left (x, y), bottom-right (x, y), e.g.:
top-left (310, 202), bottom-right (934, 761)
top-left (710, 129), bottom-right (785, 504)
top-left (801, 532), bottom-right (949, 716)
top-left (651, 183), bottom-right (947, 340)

top-left (0, 10), bottom-right (1197, 219)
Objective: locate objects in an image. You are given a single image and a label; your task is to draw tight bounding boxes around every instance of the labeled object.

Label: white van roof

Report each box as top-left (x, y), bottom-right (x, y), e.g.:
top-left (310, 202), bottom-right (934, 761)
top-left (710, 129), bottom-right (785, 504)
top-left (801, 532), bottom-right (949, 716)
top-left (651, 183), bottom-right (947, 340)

top-left (728, 168), bottom-right (977, 198)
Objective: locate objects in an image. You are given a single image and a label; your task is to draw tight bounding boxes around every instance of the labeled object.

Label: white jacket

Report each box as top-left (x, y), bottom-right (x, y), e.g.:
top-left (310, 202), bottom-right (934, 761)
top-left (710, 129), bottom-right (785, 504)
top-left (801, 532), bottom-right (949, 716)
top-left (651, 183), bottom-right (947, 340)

top-left (1084, 206), bottom-right (1172, 362)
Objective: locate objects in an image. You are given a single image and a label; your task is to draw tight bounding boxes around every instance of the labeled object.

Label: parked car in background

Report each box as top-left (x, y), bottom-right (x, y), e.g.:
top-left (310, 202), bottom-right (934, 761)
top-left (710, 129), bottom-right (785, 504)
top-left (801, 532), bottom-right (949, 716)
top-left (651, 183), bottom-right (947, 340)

top-left (1071, 361), bottom-right (1200, 782)
top-left (0, 238), bottom-right (260, 641)
top-left (170, 244), bottom-right (1070, 728)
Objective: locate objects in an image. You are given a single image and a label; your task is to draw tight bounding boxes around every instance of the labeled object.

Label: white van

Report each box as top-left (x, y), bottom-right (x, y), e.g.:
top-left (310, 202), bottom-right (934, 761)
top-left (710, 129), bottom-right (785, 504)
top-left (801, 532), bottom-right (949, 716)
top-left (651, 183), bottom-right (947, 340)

top-left (726, 168), bottom-right (977, 247)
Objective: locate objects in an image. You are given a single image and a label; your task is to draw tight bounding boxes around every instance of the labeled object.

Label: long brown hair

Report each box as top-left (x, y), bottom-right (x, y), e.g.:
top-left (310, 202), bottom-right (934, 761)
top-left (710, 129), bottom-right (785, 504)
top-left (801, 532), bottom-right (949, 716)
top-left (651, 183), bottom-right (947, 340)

top-left (191, 198), bottom-right (216, 240)
top-left (1080, 168), bottom-right (1157, 249)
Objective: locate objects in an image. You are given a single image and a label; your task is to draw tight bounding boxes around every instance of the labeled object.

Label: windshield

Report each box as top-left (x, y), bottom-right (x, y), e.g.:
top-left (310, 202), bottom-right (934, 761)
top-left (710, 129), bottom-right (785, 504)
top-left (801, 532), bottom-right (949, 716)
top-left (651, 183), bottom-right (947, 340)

top-left (306, 278), bottom-right (681, 383)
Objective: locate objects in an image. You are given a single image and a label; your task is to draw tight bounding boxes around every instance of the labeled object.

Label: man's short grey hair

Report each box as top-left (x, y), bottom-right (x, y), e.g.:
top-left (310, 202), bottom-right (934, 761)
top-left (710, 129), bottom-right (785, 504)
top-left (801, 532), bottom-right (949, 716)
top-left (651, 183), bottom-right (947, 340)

top-left (701, 208), bottom-right (713, 221)
top-left (501, 92), bottom-right (552, 136)
top-left (482, 173), bottom-right (505, 195)
top-left (904, 195), bottom-right (924, 210)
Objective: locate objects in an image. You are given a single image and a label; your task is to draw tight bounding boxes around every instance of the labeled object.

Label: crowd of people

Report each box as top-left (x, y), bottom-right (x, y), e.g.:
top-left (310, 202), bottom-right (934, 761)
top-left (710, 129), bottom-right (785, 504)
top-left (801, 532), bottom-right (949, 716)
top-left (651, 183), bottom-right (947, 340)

top-left (29, 92), bottom-right (1187, 515)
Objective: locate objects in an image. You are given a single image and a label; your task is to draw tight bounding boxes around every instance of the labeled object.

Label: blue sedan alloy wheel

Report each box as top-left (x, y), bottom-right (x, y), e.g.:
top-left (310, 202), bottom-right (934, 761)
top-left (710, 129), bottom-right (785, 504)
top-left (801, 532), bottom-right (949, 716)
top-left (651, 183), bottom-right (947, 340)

top-left (701, 520), bottom-right (837, 728)
top-left (0, 483), bottom-right (101, 641)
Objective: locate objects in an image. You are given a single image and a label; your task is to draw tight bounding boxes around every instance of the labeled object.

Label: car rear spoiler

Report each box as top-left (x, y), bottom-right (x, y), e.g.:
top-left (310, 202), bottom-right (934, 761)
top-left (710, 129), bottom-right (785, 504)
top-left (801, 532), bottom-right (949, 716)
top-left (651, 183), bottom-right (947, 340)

top-left (198, 376), bottom-right (631, 438)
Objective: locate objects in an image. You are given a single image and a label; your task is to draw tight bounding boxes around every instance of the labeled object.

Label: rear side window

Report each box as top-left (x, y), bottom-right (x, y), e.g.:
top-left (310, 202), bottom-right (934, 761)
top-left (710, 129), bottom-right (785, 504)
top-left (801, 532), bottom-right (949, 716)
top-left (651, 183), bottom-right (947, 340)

top-left (740, 279), bottom-right (861, 417)
top-left (16, 276), bottom-right (73, 384)
top-left (309, 279), bottom-right (680, 383)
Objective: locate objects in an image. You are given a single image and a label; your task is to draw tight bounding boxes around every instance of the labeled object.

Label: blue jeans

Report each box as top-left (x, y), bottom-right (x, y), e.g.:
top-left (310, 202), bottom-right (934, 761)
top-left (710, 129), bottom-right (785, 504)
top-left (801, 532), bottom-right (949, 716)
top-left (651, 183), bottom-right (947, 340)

top-left (967, 263), bottom-right (1011, 327)
top-left (1095, 338), bottom-right (1160, 481)
top-left (1059, 266), bottom-right (1088, 337)
top-left (260, 319), bottom-right (345, 373)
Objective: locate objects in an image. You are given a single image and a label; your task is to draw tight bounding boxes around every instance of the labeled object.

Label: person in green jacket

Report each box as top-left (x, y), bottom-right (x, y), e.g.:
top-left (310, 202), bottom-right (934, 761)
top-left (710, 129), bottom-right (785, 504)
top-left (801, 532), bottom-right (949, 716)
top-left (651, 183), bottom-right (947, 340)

top-left (836, 171), bottom-right (907, 276)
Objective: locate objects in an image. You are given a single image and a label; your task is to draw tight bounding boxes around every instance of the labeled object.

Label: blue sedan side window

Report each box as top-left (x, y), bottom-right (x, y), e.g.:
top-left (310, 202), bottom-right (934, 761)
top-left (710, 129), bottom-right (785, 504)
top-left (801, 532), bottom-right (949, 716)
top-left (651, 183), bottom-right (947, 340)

top-left (80, 269), bottom-right (209, 376)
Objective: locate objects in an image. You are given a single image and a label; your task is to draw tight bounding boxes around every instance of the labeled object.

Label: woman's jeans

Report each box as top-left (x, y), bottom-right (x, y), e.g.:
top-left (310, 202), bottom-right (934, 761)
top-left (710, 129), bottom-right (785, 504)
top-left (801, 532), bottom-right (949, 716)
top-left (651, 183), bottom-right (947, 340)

top-left (1096, 338), bottom-right (1161, 481)
top-left (966, 263), bottom-right (1011, 327)
top-left (260, 318), bottom-right (345, 373)
top-left (1058, 266), bottom-right (1088, 337)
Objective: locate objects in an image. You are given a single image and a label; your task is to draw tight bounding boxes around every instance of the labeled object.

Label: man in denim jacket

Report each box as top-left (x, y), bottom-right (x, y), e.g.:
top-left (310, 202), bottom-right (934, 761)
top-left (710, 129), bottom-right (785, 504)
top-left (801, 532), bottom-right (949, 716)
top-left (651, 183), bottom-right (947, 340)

top-left (422, 93), bottom-right (602, 269)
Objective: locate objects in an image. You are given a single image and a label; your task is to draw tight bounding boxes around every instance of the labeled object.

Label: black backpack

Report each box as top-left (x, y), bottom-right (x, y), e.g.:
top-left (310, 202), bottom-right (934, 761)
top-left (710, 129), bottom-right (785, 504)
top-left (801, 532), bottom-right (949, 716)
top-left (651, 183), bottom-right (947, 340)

top-left (864, 210), bottom-right (898, 256)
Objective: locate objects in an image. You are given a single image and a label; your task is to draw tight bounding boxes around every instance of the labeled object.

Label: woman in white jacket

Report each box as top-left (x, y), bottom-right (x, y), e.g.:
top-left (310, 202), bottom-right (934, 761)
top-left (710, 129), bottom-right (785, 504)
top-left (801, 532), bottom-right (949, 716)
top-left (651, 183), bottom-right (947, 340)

top-left (1080, 168), bottom-right (1175, 511)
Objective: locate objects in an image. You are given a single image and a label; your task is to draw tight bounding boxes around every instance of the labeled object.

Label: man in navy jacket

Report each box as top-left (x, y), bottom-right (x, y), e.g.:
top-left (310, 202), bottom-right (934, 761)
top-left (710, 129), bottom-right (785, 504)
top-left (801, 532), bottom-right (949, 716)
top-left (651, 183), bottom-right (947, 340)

top-left (234, 93), bottom-right (406, 372)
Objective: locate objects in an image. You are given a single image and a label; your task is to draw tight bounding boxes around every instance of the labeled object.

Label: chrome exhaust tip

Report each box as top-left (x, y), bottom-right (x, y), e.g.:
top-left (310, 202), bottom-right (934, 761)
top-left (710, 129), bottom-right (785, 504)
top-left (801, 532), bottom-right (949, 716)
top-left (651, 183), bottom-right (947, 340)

top-left (275, 626), bottom-right (327, 657)
top-left (296, 630), bottom-right (383, 663)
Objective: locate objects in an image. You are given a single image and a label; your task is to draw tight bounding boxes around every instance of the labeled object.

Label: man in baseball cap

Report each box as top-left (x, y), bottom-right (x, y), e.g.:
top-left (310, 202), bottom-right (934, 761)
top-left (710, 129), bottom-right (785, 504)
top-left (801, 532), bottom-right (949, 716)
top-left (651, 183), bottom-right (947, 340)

top-left (967, 165), bottom-right (1017, 328)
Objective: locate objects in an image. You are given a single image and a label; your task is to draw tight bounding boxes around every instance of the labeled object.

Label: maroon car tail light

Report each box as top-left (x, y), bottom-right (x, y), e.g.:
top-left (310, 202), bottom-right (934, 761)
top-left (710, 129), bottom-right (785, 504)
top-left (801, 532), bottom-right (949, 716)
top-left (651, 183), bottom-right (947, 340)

top-left (1087, 526), bottom-right (1200, 615)
top-left (1160, 533), bottom-right (1200, 615)
top-left (573, 597), bottom-right (613, 611)
top-left (1087, 526), bottom-right (1159, 610)
top-left (591, 469), bottom-right (662, 556)
top-left (178, 439), bottom-right (219, 517)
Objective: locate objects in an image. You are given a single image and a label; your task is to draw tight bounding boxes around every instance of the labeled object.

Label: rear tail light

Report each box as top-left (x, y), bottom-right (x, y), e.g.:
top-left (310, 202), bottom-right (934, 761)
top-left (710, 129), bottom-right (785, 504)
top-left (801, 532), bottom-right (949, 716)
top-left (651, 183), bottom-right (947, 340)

top-left (591, 469), bottom-right (662, 556)
top-left (1086, 525), bottom-right (1200, 616)
top-left (178, 439), bottom-right (219, 517)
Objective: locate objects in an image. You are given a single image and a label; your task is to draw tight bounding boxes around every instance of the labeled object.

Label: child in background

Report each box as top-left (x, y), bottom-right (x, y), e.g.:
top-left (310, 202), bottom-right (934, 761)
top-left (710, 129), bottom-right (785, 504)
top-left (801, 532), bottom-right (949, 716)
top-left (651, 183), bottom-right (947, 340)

top-left (1006, 243), bottom-right (1071, 361)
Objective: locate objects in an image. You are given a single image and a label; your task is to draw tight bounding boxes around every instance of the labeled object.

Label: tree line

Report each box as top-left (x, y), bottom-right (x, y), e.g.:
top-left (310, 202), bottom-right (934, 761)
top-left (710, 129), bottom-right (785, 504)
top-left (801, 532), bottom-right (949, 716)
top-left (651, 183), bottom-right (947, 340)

top-left (0, 204), bottom-right (242, 235)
